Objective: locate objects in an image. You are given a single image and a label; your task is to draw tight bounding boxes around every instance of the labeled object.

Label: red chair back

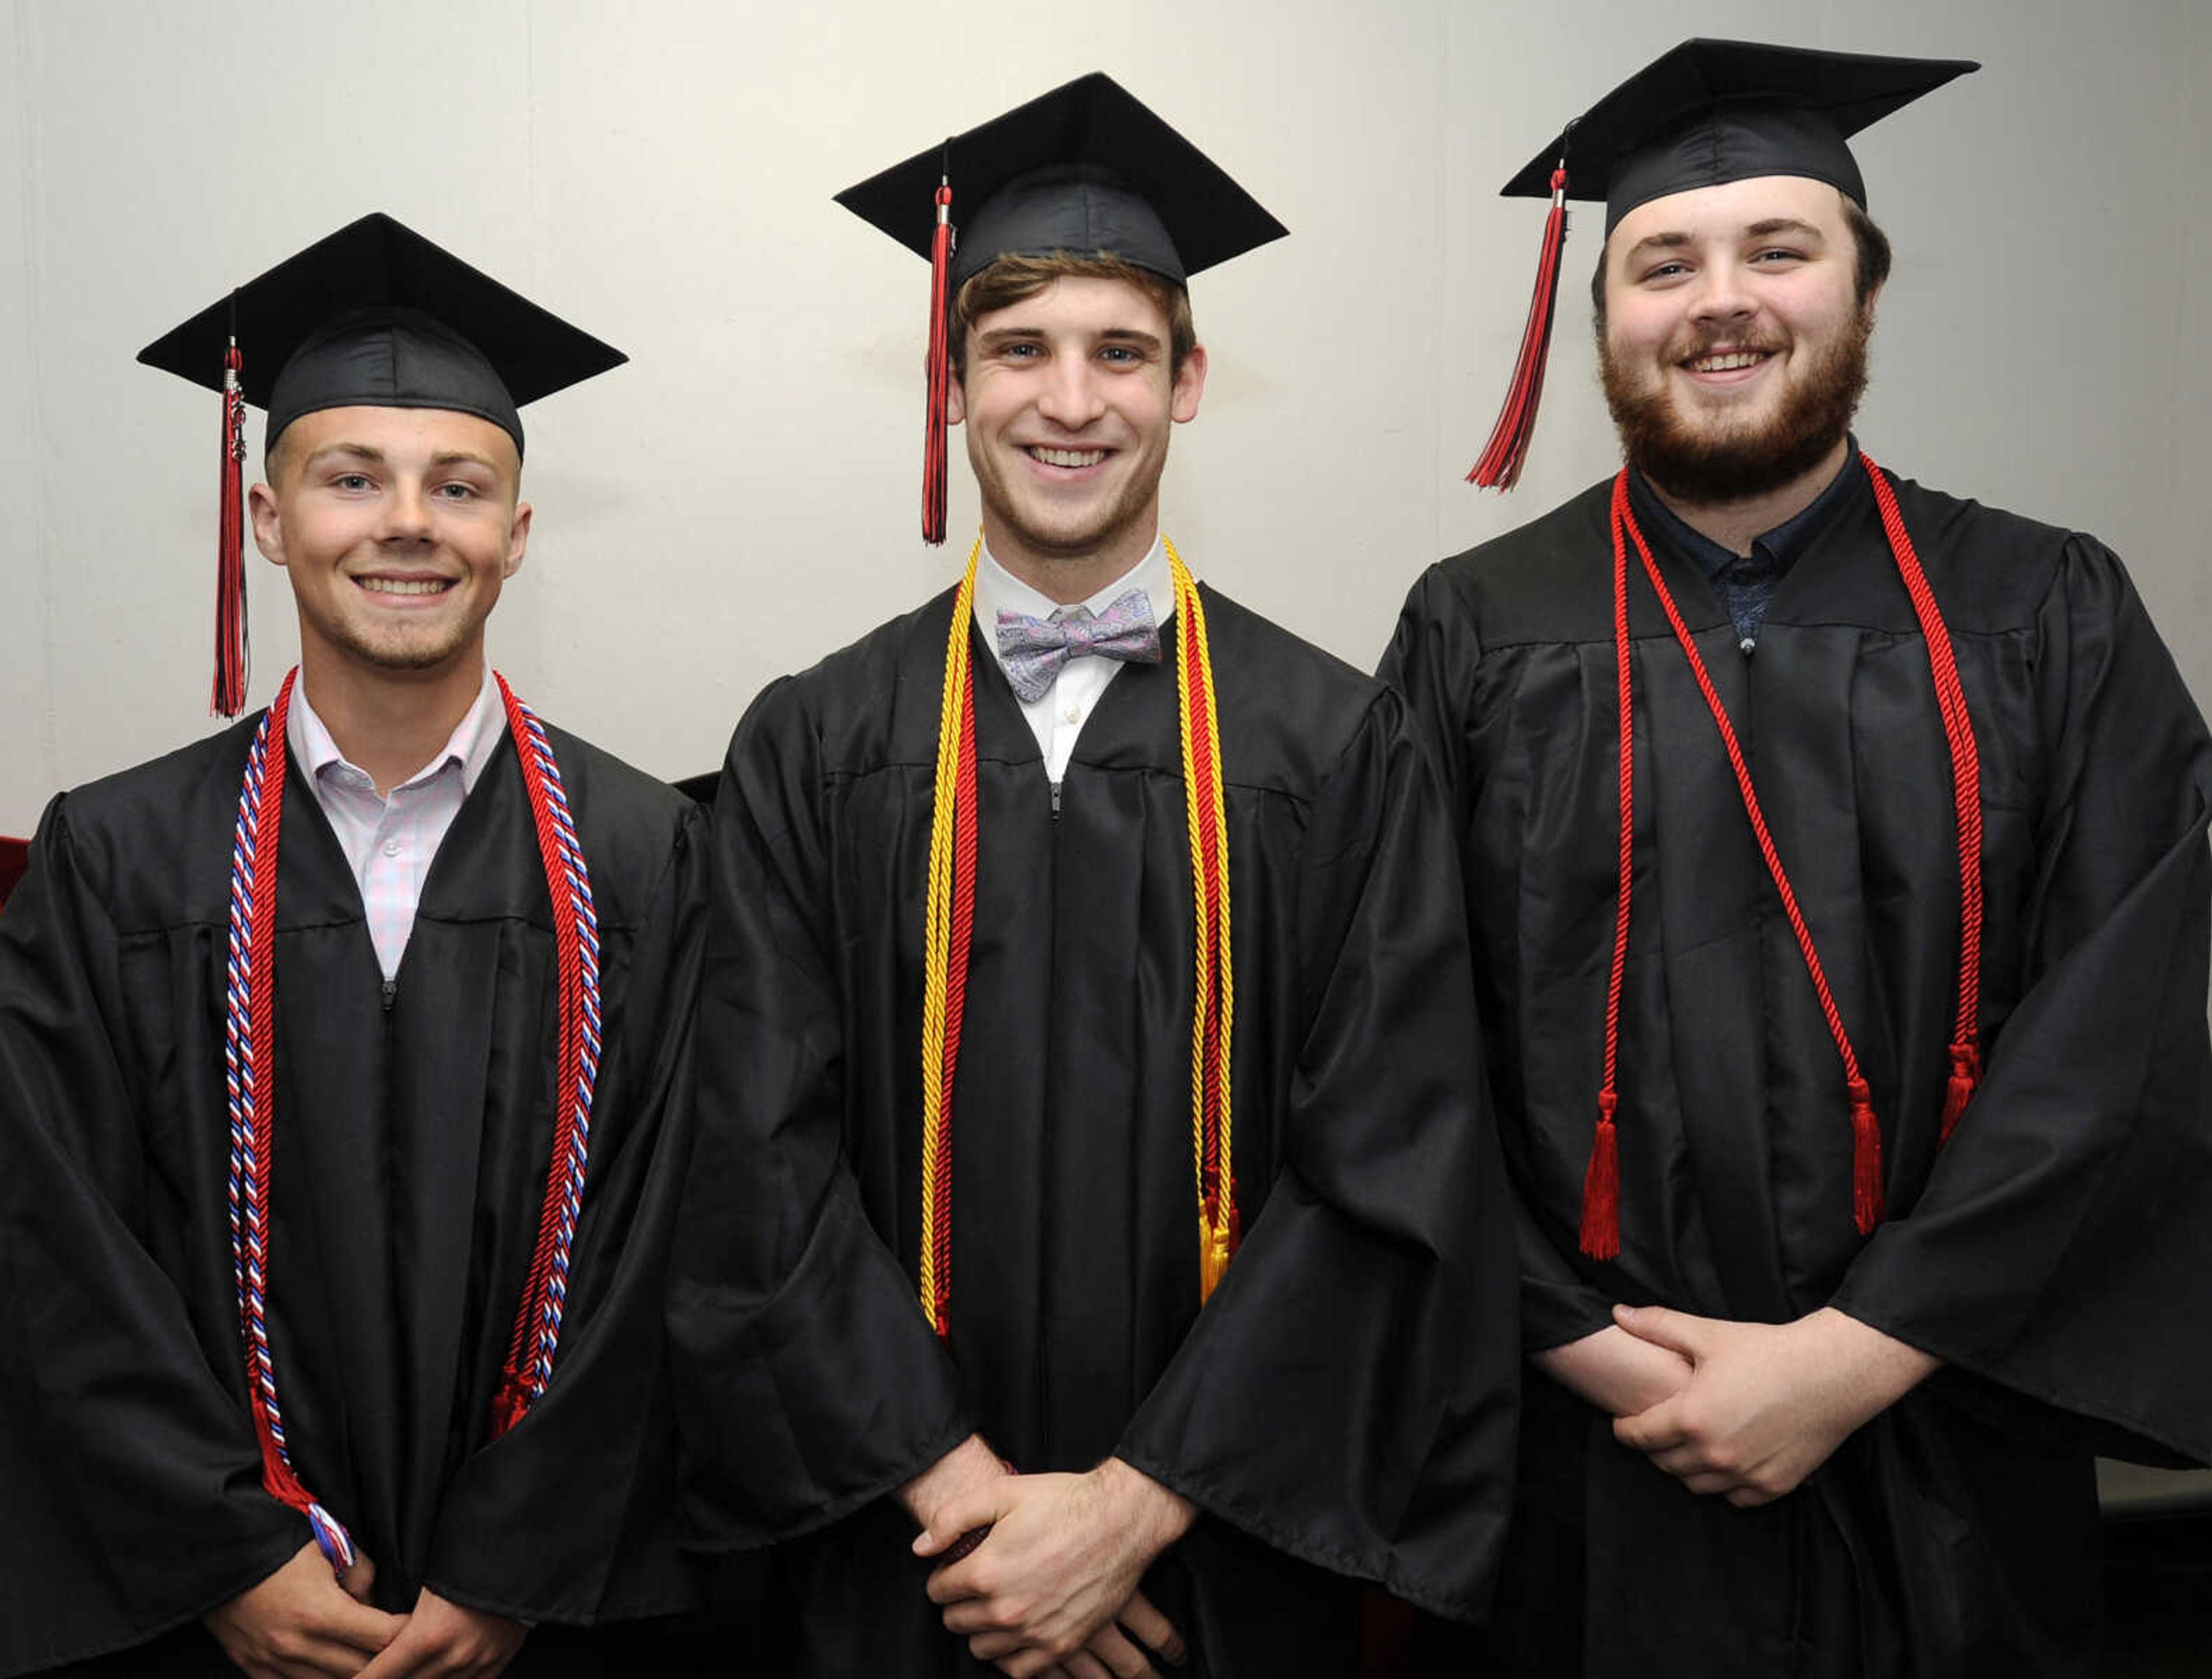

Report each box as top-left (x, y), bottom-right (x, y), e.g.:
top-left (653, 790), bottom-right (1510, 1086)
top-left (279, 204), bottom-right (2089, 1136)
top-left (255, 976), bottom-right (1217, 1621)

top-left (0, 836), bottom-right (28, 911)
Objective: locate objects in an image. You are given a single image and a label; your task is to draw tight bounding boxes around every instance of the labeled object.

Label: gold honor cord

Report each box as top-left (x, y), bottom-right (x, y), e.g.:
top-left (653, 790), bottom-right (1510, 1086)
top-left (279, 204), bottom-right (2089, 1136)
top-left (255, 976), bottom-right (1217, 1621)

top-left (1168, 542), bottom-right (1237, 1297)
top-left (916, 538), bottom-right (1239, 1339)
top-left (917, 544), bottom-right (982, 1336)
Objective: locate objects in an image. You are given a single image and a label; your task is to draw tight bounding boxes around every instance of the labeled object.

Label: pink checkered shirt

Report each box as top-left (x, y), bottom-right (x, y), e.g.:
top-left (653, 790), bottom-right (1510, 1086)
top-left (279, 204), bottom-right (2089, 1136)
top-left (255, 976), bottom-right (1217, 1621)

top-left (285, 670), bottom-right (509, 981)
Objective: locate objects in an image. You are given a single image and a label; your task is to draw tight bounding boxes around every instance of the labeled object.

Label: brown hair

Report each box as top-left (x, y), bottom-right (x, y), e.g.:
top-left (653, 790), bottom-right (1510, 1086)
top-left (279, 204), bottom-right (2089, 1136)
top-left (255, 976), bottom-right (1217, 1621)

top-left (949, 251), bottom-right (1197, 379)
top-left (1590, 194), bottom-right (1893, 324)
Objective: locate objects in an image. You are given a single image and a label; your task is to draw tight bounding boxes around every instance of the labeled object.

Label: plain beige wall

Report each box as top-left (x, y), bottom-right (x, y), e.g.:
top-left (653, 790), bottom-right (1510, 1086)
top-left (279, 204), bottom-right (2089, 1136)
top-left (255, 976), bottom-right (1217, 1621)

top-left (2, 0), bottom-right (2208, 830)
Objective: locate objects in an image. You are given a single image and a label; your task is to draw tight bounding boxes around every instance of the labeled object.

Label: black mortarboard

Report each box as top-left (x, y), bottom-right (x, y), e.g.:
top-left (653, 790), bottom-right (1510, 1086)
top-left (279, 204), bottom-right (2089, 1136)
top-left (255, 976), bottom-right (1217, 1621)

top-left (1468, 40), bottom-right (1975, 490)
top-left (137, 213), bottom-right (625, 714)
top-left (1502, 40), bottom-right (1978, 233)
top-left (835, 73), bottom-right (1286, 543)
top-left (139, 212), bottom-right (626, 460)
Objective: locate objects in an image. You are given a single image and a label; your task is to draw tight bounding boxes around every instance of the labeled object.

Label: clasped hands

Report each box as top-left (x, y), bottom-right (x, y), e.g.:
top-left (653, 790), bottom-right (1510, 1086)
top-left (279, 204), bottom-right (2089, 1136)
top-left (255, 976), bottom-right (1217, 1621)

top-left (1535, 1304), bottom-right (1939, 1507)
top-left (201, 1541), bottom-right (527, 1679)
top-left (905, 1435), bottom-right (1193, 1677)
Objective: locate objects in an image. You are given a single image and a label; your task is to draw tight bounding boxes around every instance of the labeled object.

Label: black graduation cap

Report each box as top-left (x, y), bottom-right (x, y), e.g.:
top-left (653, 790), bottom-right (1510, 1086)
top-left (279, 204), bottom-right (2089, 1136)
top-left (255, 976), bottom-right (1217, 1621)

top-left (139, 212), bottom-right (626, 460)
top-left (1502, 40), bottom-right (1978, 233)
top-left (137, 213), bottom-right (626, 715)
top-left (835, 73), bottom-right (1286, 543)
top-left (1468, 40), bottom-right (1976, 491)
top-left (838, 71), bottom-right (1286, 291)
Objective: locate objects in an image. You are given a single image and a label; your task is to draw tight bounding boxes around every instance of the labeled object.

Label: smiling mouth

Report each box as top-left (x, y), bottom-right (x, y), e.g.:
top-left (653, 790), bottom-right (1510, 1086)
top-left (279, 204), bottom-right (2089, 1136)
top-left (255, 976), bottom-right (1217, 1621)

top-left (1025, 446), bottom-right (1110, 468)
top-left (1685, 350), bottom-right (1774, 373)
top-left (355, 577), bottom-right (454, 596)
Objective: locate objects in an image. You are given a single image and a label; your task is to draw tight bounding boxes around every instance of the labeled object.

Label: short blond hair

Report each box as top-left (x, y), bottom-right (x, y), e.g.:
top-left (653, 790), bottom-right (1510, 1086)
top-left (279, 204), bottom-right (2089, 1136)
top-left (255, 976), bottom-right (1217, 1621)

top-left (949, 251), bottom-right (1196, 380)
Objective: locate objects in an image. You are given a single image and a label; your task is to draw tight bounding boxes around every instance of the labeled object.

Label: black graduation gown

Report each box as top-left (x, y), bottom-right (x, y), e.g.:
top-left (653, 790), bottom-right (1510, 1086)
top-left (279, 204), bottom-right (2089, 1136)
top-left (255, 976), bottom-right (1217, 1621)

top-left (670, 583), bottom-right (1519, 1676)
top-left (1380, 465), bottom-right (2212, 1678)
top-left (0, 717), bottom-right (710, 1676)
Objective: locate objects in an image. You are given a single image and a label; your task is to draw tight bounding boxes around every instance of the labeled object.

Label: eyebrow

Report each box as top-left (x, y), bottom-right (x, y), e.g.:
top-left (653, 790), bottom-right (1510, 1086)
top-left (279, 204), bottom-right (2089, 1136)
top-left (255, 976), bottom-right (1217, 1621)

top-left (1744, 217), bottom-right (1827, 242)
top-left (1622, 230), bottom-right (1694, 264)
top-left (304, 442), bottom-right (387, 468)
top-left (1628, 220), bottom-right (1831, 265)
top-left (1625, 217), bottom-right (1830, 264)
top-left (976, 325), bottom-right (1165, 353)
top-left (300, 444), bottom-right (503, 472)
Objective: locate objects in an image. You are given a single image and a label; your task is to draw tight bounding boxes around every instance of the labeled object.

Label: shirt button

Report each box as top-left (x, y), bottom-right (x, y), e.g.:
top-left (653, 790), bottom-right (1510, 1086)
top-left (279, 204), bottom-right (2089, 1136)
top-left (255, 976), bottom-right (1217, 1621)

top-left (382, 837), bottom-right (402, 857)
top-left (1062, 706), bottom-right (1081, 725)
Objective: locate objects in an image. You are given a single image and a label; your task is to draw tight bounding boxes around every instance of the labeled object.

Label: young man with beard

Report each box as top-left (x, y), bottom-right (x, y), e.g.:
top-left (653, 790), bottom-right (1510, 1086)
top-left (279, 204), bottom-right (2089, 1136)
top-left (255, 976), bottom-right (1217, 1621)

top-left (1, 216), bottom-right (709, 1677)
top-left (1381, 40), bottom-right (2212, 1678)
top-left (670, 74), bottom-right (1517, 1678)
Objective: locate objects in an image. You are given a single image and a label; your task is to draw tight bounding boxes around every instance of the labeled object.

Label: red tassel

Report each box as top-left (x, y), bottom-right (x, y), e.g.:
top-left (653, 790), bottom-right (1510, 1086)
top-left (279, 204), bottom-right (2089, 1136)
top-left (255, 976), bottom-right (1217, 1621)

top-left (1939, 1041), bottom-right (1980, 1143)
top-left (938, 1525), bottom-right (992, 1566)
top-left (213, 341), bottom-right (249, 716)
top-left (1849, 1077), bottom-right (1884, 1234)
top-left (922, 181), bottom-right (954, 546)
top-left (487, 1366), bottom-right (529, 1441)
top-left (1469, 165), bottom-right (1569, 491)
top-left (1578, 1090), bottom-right (1621, 1260)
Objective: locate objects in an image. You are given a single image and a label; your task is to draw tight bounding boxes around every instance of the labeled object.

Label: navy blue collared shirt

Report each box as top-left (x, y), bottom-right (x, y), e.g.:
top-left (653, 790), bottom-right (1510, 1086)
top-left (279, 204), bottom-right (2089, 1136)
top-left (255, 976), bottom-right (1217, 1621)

top-left (1628, 439), bottom-right (1862, 650)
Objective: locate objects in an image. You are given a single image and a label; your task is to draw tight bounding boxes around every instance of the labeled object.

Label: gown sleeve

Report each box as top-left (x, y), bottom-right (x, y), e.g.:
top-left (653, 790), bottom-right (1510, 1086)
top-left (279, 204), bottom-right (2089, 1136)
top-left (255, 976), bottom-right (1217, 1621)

top-left (1379, 566), bottom-right (1618, 1354)
top-left (666, 679), bottom-right (971, 1552)
top-left (1111, 688), bottom-right (1521, 1624)
top-left (422, 801), bottom-right (715, 1623)
top-left (0, 796), bottom-right (305, 1676)
top-left (1831, 537), bottom-right (2212, 1465)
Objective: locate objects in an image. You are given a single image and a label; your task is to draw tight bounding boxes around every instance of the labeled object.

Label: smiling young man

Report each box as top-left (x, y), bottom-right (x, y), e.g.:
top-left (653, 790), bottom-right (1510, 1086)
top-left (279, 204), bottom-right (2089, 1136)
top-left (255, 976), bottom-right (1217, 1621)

top-left (1380, 40), bottom-right (2212, 1677)
top-left (669, 74), bottom-right (1517, 1678)
top-left (0, 216), bottom-right (709, 1678)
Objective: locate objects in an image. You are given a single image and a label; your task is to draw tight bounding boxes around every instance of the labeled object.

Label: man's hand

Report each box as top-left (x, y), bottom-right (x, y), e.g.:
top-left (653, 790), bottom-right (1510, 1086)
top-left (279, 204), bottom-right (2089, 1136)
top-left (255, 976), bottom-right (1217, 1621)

top-left (201, 1540), bottom-right (406, 1678)
top-left (1611, 1304), bottom-right (1940, 1506)
top-left (915, 1457), bottom-right (1194, 1675)
top-left (900, 1432), bottom-right (1013, 1533)
top-left (353, 1589), bottom-right (527, 1679)
top-left (1024, 1591), bottom-right (1185, 1678)
top-left (1532, 1322), bottom-right (1694, 1417)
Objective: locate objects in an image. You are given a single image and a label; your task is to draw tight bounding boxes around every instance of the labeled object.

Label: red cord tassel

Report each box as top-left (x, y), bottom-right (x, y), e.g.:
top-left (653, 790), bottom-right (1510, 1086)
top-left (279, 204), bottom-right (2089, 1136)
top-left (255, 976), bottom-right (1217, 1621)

top-left (922, 182), bottom-right (954, 546)
top-left (1849, 1078), bottom-right (1884, 1234)
top-left (1940, 1041), bottom-right (1980, 1143)
top-left (213, 342), bottom-right (249, 716)
top-left (1469, 166), bottom-right (1569, 491)
top-left (1579, 1090), bottom-right (1621, 1260)
top-left (487, 1368), bottom-right (530, 1441)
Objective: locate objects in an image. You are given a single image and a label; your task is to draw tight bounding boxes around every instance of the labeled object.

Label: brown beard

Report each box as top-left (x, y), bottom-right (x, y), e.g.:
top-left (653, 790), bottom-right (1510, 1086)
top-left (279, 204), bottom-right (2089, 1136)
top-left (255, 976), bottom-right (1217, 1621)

top-left (1600, 307), bottom-right (1872, 502)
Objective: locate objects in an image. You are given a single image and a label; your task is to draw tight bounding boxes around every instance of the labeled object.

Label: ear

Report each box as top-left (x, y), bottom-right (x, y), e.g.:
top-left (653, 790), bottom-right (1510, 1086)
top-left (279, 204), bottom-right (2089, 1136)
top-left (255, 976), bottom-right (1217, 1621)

top-left (1169, 342), bottom-right (1208, 425)
top-left (248, 480), bottom-right (286, 568)
top-left (503, 501), bottom-right (532, 580)
top-left (946, 369), bottom-right (968, 427)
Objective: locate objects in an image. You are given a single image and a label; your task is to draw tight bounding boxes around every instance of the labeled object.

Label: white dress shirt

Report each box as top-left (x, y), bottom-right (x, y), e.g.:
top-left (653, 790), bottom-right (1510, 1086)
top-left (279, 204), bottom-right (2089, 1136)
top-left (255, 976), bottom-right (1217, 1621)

top-left (972, 535), bottom-right (1176, 782)
top-left (286, 668), bottom-right (509, 981)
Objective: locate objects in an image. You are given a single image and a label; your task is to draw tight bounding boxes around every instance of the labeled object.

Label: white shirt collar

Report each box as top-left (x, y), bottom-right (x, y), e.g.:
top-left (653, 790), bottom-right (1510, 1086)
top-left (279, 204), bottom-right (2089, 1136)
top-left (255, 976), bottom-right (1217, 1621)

top-left (286, 666), bottom-right (508, 797)
top-left (972, 533), bottom-right (1176, 650)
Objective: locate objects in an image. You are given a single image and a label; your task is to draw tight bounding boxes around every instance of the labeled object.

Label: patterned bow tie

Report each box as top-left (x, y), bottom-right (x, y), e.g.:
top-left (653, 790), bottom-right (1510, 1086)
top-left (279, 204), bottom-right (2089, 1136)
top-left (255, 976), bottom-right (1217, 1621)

top-left (994, 589), bottom-right (1161, 704)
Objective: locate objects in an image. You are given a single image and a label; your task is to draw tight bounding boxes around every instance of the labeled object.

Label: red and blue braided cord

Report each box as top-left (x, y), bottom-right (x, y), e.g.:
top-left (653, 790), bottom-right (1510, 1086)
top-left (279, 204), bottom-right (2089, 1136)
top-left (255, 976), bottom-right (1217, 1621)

top-left (225, 670), bottom-right (355, 1568)
top-left (225, 669), bottom-right (602, 1573)
top-left (493, 676), bottom-right (604, 1418)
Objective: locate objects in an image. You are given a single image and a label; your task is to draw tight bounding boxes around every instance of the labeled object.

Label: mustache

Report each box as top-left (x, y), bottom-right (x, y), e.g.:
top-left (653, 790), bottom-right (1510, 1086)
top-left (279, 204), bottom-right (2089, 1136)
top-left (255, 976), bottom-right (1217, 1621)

top-left (1664, 326), bottom-right (1790, 361)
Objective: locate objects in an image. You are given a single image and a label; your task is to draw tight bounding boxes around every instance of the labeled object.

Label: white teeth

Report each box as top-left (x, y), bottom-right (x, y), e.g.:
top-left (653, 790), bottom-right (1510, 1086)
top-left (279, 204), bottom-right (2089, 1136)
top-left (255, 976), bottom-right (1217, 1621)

top-left (1029, 446), bottom-right (1107, 468)
top-left (1692, 352), bottom-right (1766, 372)
top-left (358, 577), bottom-right (450, 596)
